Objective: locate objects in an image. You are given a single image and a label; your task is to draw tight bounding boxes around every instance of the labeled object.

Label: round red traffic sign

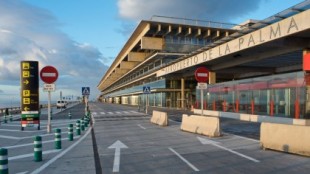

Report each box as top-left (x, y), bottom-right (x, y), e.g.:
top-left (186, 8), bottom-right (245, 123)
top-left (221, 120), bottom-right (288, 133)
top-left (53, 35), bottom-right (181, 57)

top-left (195, 67), bottom-right (209, 83)
top-left (40, 66), bottom-right (58, 84)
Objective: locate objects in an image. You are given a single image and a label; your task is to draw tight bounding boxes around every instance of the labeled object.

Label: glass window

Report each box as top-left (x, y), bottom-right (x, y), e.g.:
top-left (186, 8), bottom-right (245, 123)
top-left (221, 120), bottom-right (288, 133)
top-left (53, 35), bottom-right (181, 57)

top-left (199, 72), bottom-right (306, 118)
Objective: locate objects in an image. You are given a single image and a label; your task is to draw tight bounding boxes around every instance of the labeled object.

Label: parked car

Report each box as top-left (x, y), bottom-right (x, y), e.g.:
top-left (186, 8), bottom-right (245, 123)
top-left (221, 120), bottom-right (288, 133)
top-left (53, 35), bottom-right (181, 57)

top-left (56, 100), bottom-right (66, 109)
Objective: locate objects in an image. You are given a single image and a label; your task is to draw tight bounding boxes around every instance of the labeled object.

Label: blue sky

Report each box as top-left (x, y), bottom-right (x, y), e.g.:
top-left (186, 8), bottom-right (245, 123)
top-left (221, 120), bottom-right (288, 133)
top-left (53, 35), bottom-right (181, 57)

top-left (0, 0), bottom-right (306, 107)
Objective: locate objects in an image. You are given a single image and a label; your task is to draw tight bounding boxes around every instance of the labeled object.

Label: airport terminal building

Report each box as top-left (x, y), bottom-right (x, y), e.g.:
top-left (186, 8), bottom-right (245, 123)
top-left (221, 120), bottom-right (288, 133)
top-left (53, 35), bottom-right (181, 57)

top-left (97, 1), bottom-right (310, 122)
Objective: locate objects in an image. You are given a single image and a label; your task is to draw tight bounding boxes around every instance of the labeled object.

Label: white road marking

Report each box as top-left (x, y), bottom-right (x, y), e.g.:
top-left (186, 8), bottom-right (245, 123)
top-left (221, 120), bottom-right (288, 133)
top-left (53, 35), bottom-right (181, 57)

top-left (16, 171), bottom-right (28, 174)
top-left (0, 131), bottom-right (72, 140)
top-left (108, 140), bottom-right (128, 173)
top-left (4, 136), bottom-right (80, 149)
top-left (197, 137), bottom-right (260, 163)
top-left (9, 149), bottom-right (61, 161)
top-left (169, 147), bottom-right (199, 172)
top-left (169, 119), bottom-right (181, 123)
top-left (100, 112), bottom-right (105, 115)
top-left (0, 129), bottom-right (46, 133)
top-left (137, 124), bottom-right (146, 129)
top-left (231, 134), bottom-right (260, 143)
top-left (0, 135), bottom-right (20, 140)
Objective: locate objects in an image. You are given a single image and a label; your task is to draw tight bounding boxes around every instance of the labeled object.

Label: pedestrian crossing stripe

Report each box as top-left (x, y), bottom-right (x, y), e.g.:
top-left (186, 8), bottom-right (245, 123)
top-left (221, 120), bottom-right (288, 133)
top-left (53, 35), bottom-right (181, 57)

top-left (92, 111), bottom-right (145, 115)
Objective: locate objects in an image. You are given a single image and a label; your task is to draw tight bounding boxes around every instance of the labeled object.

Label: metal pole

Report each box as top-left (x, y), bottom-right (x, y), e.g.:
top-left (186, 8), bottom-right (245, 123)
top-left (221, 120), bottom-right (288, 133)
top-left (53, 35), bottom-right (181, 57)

top-left (145, 94), bottom-right (148, 114)
top-left (201, 89), bottom-right (203, 116)
top-left (47, 91), bottom-right (51, 133)
top-left (85, 95), bottom-right (88, 116)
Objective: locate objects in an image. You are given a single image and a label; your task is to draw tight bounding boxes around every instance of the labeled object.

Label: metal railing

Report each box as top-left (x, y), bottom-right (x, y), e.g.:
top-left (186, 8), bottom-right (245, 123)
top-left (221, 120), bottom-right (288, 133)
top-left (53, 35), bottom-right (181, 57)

top-left (150, 15), bottom-right (239, 29)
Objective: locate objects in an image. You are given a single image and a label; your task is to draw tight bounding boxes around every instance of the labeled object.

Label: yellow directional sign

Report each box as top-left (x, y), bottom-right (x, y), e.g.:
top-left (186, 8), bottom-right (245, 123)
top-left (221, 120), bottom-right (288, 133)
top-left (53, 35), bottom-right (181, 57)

top-left (23, 90), bottom-right (30, 97)
top-left (24, 107), bottom-right (30, 111)
top-left (20, 61), bottom-right (39, 128)
top-left (23, 98), bottom-right (30, 104)
top-left (23, 71), bottom-right (30, 78)
top-left (22, 62), bottom-right (30, 69)
top-left (23, 79), bottom-right (29, 85)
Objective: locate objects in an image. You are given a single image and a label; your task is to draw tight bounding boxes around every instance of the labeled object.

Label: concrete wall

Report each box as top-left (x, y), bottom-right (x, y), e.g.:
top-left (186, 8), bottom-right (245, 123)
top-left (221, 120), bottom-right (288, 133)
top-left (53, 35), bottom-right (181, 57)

top-left (180, 114), bottom-right (221, 137)
top-left (150, 110), bottom-right (168, 126)
top-left (260, 123), bottom-right (310, 156)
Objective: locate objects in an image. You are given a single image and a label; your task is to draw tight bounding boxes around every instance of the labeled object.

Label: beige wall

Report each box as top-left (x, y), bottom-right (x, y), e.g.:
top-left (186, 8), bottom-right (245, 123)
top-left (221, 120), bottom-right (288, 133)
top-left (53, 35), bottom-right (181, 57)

top-left (157, 10), bottom-right (310, 77)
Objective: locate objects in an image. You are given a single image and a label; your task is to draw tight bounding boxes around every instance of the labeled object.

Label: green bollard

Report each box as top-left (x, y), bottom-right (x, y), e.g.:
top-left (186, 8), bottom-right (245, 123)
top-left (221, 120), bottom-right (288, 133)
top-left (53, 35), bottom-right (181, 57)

top-left (68, 124), bottom-right (73, 141)
top-left (80, 118), bottom-right (85, 131)
top-left (84, 117), bottom-right (88, 128)
top-left (54, 128), bottom-right (61, 149)
top-left (68, 111), bottom-right (72, 119)
top-left (76, 120), bottom-right (80, 135)
top-left (86, 117), bottom-right (90, 127)
top-left (9, 112), bottom-right (12, 122)
top-left (0, 148), bottom-right (8, 174)
top-left (50, 110), bottom-right (53, 120)
top-left (3, 114), bottom-right (7, 124)
top-left (34, 136), bottom-right (42, 162)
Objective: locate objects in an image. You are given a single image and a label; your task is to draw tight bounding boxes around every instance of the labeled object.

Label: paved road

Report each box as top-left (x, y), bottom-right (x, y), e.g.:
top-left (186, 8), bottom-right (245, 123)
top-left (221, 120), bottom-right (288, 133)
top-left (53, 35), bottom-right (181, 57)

top-left (1, 102), bottom-right (309, 173)
top-left (89, 102), bottom-right (309, 174)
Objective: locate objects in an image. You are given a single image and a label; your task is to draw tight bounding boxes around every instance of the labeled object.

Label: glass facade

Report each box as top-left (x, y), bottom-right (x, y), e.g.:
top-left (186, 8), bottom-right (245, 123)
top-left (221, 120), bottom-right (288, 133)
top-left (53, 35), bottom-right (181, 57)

top-left (196, 72), bottom-right (307, 119)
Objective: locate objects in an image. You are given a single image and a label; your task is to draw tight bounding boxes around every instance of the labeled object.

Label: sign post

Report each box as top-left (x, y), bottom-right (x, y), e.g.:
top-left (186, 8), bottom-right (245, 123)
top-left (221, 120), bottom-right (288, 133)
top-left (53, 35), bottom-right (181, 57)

top-left (40, 66), bottom-right (58, 133)
top-left (82, 87), bottom-right (90, 115)
top-left (20, 61), bottom-right (40, 130)
top-left (195, 67), bottom-right (209, 116)
top-left (143, 86), bottom-right (151, 114)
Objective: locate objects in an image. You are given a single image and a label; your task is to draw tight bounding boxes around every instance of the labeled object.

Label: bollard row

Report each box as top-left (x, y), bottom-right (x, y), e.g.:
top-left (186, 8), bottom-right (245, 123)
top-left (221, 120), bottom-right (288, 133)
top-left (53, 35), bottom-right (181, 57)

top-left (0, 115), bottom-right (91, 172)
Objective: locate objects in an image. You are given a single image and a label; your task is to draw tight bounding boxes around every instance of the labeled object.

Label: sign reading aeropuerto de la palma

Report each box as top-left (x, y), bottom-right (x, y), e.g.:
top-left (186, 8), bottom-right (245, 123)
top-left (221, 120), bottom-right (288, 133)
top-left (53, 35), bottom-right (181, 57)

top-left (20, 61), bottom-right (40, 130)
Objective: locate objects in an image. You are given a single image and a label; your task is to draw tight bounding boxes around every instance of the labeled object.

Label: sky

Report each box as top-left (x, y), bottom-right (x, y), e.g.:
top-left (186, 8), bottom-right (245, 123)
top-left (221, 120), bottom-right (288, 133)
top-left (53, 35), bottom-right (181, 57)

top-left (0, 0), bottom-right (306, 107)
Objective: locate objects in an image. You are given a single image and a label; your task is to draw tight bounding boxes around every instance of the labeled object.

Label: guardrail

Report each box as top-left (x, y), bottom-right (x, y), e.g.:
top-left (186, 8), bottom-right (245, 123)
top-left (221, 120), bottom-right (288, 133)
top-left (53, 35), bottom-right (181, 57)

top-left (0, 101), bottom-right (80, 117)
top-left (0, 107), bottom-right (21, 116)
top-left (0, 104), bottom-right (52, 116)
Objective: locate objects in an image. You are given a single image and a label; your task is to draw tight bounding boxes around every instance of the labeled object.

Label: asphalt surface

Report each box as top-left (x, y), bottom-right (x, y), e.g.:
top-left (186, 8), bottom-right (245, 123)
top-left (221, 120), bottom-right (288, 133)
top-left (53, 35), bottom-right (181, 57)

top-left (0, 102), bottom-right (309, 174)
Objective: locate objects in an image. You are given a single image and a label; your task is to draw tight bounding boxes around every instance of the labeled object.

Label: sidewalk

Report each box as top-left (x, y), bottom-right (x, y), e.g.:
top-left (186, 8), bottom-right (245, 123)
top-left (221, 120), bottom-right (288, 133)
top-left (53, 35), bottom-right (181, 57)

top-left (31, 127), bottom-right (96, 174)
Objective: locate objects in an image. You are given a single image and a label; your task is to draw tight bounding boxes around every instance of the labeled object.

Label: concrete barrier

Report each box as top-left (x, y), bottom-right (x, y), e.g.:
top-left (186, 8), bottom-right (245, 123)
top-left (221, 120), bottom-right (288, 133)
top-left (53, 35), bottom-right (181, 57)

top-left (150, 110), bottom-right (168, 126)
top-left (180, 114), bottom-right (221, 137)
top-left (260, 122), bottom-right (310, 156)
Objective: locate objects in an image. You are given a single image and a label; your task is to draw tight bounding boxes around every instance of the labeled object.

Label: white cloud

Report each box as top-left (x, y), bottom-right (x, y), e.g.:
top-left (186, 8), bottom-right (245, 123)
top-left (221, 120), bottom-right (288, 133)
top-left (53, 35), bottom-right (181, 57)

top-left (117, 0), bottom-right (263, 22)
top-left (0, 1), bottom-right (109, 100)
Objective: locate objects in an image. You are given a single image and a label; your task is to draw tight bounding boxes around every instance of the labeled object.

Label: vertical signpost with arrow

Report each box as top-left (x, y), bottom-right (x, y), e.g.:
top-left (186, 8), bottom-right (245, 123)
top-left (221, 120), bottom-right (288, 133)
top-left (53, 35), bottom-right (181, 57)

top-left (20, 61), bottom-right (40, 130)
top-left (40, 66), bottom-right (58, 133)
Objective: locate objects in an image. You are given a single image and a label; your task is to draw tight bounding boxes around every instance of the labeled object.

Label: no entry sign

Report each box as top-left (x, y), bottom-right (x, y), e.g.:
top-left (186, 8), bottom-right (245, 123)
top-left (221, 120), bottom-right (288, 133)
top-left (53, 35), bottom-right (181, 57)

top-left (195, 67), bottom-right (209, 83)
top-left (40, 66), bottom-right (58, 84)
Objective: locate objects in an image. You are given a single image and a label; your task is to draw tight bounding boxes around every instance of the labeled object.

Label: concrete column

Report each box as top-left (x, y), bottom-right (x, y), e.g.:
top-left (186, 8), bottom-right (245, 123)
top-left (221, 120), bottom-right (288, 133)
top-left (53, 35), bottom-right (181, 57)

top-left (303, 49), bottom-right (310, 118)
top-left (209, 72), bottom-right (216, 84)
top-left (181, 78), bottom-right (185, 109)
